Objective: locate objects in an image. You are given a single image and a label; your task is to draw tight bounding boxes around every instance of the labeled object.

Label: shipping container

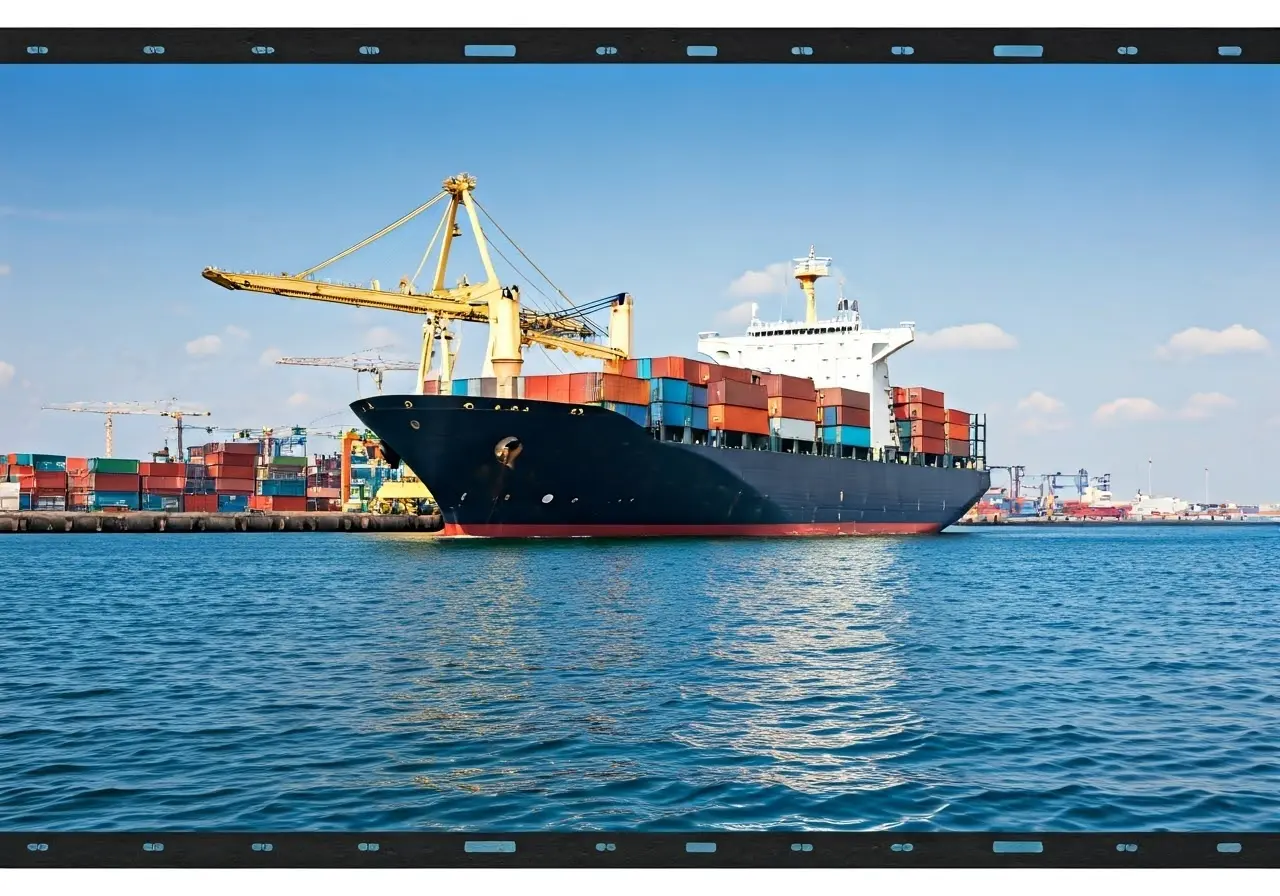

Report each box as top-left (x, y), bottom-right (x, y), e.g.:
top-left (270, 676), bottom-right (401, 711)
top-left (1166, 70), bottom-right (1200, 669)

top-left (910, 435), bottom-right (947, 454)
top-left (650, 401), bottom-right (693, 428)
top-left (183, 494), bottom-right (218, 513)
top-left (717, 365), bottom-right (755, 384)
top-left (650, 356), bottom-right (690, 381)
top-left (910, 419), bottom-right (946, 440)
top-left (620, 357), bottom-right (654, 380)
top-left (34, 470), bottom-right (67, 490)
top-left (760, 374), bottom-right (817, 401)
top-left (6, 453), bottom-right (33, 466)
top-left (523, 375), bottom-right (548, 401)
top-left (451, 378), bottom-right (470, 396)
top-left (594, 401), bottom-right (649, 428)
top-left (214, 478), bottom-right (255, 495)
top-left (32, 454), bottom-right (67, 472)
top-left (708, 379), bottom-right (769, 410)
top-left (821, 425), bottom-right (871, 448)
top-left (772, 417), bottom-right (817, 441)
top-left (650, 377), bottom-right (692, 404)
top-left (709, 404), bottom-right (770, 435)
top-left (906, 403), bottom-right (946, 424)
top-left (88, 457), bottom-right (140, 474)
top-left (66, 457), bottom-right (89, 474)
top-left (261, 478), bottom-right (307, 497)
top-left (816, 388), bottom-right (871, 410)
top-left (139, 462), bottom-right (187, 477)
top-left (947, 439), bottom-right (972, 458)
top-left (34, 495), bottom-right (66, 511)
top-left (691, 406), bottom-right (709, 430)
top-left (88, 472), bottom-right (140, 492)
top-left (768, 396), bottom-right (818, 420)
top-left (269, 456), bottom-right (309, 468)
top-left (689, 384), bottom-right (708, 408)
top-left (87, 490), bottom-right (141, 511)
top-left (421, 379), bottom-right (440, 395)
top-left (893, 403), bottom-right (912, 421)
top-left (306, 487), bottom-right (342, 499)
top-left (141, 494), bottom-right (182, 512)
top-left (217, 494), bottom-right (250, 513)
top-left (944, 408), bottom-right (971, 424)
top-left (588, 373), bottom-right (650, 405)
top-left (945, 422), bottom-right (971, 441)
top-left (822, 406), bottom-right (871, 428)
top-left (545, 374), bottom-right (573, 404)
top-left (142, 476), bottom-right (185, 493)
top-left (905, 387), bottom-right (945, 408)
top-left (208, 442), bottom-right (259, 457)
top-left (18, 493), bottom-right (32, 511)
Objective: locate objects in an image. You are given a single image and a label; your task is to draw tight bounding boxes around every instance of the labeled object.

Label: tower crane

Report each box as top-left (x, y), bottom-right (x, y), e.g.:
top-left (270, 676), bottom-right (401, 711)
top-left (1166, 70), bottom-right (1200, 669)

top-left (42, 400), bottom-right (211, 458)
top-left (202, 172), bottom-right (633, 401)
top-left (275, 354), bottom-right (422, 396)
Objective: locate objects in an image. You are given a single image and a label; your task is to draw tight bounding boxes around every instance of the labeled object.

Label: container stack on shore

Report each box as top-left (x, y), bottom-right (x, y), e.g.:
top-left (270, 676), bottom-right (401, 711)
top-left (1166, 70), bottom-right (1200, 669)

top-left (1, 454), bottom-right (70, 512)
top-left (253, 454), bottom-right (307, 513)
top-left (140, 461), bottom-right (185, 512)
top-left (307, 454), bottom-right (342, 512)
top-left (72, 457), bottom-right (141, 512)
top-left (202, 441), bottom-right (257, 512)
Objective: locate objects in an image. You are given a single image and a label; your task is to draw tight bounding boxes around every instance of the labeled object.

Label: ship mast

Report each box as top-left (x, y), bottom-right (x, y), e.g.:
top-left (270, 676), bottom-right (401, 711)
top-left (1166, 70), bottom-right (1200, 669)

top-left (793, 246), bottom-right (832, 324)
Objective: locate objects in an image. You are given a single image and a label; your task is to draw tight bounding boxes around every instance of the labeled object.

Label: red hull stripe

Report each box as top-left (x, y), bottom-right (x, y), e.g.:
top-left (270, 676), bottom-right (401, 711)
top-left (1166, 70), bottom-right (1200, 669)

top-left (439, 522), bottom-right (942, 538)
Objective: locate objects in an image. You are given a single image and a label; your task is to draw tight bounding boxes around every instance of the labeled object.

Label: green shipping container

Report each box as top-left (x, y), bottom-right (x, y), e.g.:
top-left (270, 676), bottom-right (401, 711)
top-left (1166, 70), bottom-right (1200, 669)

top-left (269, 456), bottom-right (309, 467)
top-left (88, 457), bottom-right (141, 474)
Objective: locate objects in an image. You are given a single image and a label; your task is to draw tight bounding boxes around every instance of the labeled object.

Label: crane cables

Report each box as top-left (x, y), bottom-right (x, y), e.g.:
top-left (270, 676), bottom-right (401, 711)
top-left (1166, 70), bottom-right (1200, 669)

top-left (294, 190), bottom-right (449, 280)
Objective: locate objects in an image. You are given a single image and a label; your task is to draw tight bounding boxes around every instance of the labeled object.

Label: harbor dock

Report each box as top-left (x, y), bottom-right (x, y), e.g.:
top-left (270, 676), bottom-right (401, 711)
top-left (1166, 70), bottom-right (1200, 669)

top-left (0, 511), bottom-right (444, 534)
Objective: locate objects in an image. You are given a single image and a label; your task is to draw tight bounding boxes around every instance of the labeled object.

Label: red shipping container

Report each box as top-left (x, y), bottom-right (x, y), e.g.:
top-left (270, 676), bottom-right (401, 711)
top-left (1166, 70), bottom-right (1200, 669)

top-left (760, 374), bottom-right (817, 400)
top-left (768, 396), bottom-right (818, 420)
top-left (251, 495), bottom-right (307, 512)
top-left (708, 404), bottom-right (771, 435)
top-left (892, 386), bottom-right (908, 405)
top-left (691, 361), bottom-right (722, 384)
top-left (650, 356), bottom-right (690, 380)
top-left (817, 388), bottom-right (871, 410)
top-left (825, 406), bottom-right (871, 427)
top-left (907, 403), bottom-right (946, 424)
top-left (716, 365), bottom-right (754, 384)
top-left (944, 408), bottom-right (970, 424)
top-left (143, 476), bottom-right (186, 492)
top-left (591, 373), bottom-right (650, 405)
top-left (620, 359), bottom-right (642, 378)
top-left (910, 419), bottom-right (946, 440)
top-left (10, 464), bottom-right (34, 477)
top-left (183, 495), bottom-right (218, 512)
top-left (568, 372), bottom-right (596, 404)
top-left (947, 438), bottom-right (972, 457)
top-left (219, 442), bottom-right (260, 457)
top-left (421, 379), bottom-right (440, 395)
top-left (893, 404), bottom-right (911, 421)
top-left (708, 380), bottom-right (768, 410)
top-left (139, 462), bottom-right (187, 477)
top-left (523, 375), bottom-right (549, 401)
top-left (67, 457), bottom-right (89, 473)
top-left (35, 470), bottom-right (66, 490)
top-left (910, 436), bottom-right (947, 454)
top-left (545, 374), bottom-right (573, 404)
top-left (89, 472), bottom-right (140, 491)
top-left (214, 478), bottom-right (255, 495)
top-left (204, 451), bottom-right (256, 470)
top-left (945, 422), bottom-right (971, 441)
top-left (906, 387), bottom-right (945, 408)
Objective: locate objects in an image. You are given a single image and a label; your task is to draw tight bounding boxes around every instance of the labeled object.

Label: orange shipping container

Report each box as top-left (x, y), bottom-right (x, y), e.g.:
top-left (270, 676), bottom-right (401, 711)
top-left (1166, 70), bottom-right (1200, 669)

top-left (650, 356), bottom-right (690, 380)
top-left (421, 379), bottom-right (441, 395)
top-left (893, 403), bottom-right (911, 421)
top-left (568, 372), bottom-right (596, 404)
top-left (906, 387), bottom-right (945, 408)
top-left (250, 495), bottom-right (307, 512)
top-left (892, 386), bottom-right (908, 406)
top-left (66, 457), bottom-right (89, 473)
top-left (910, 436), bottom-right (947, 454)
top-left (824, 406), bottom-right (871, 428)
top-left (590, 373), bottom-right (650, 405)
top-left (716, 365), bottom-right (755, 384)
top-left (214, 478), bottom-right (255, 494)
top-left (907, 403), bottom-right (946, 424)
top-left (143, 476), bottom-right (185, 492)
top-left (545, 374), bottom-right (573, 404)
top-left (708, 380), bottom-right (769, 410)
top-left (35, 470), bottom-right (67, 490)
top-left (218, 442), bottom-right (260, 457)
top-left (708, 404), bottom-right (771, 435)
top-left (817, 388), bottom-right (871, 410)
top-left (691, 361), bottom-right (722, 384)
top-left (910, 419), bottom-right (945, 440)
top-left (769, 396), bottom-right (818, 420)
top-left (944, 408), bottom-right (970, 424)
top-left (183, 495), bottom-right (218, 513)
top-left (523, 375), bottom-right (549, 401)
top-left (945, 422), bottom-right (971, 441)
top-left (139, 462), bottom-right (187, 477)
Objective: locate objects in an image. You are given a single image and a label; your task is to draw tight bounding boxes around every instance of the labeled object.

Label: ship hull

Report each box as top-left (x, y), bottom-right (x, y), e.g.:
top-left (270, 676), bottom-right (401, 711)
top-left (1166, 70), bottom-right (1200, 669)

top-left (350, 395), bottom-right (990, 539)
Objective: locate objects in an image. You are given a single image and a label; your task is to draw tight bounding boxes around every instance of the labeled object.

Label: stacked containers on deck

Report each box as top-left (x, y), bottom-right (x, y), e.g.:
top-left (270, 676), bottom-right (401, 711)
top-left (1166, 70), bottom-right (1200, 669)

top-left (582, 372), bottom-right (650, 427)
top-left (817, 389), bottom-right (872, 448)
top-left (306, 453), bottom-right (342, 510)
top-left (944, 408), bottom-right (972, 458)
top-left (649, 374), bottom-right (697, 430)
top-left (708, 376), bottom-right (770, 436)
top-left (203, 441), bottom-right (257, 512)
top-left (82, 457), bottom-right (141, 511)
top-left (253, 454), bottom-right (308, 512)
top-left (894, 387), bottom-right (947, 455)
top-left (762, 374), bottom-right (818, 443)
top-left (139, 461), bottom-right (186, 511)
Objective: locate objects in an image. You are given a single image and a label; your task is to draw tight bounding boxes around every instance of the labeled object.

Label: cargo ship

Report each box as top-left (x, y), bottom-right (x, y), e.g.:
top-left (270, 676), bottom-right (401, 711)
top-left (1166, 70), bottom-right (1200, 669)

top-left (349, 250), bottom-right (990, 539)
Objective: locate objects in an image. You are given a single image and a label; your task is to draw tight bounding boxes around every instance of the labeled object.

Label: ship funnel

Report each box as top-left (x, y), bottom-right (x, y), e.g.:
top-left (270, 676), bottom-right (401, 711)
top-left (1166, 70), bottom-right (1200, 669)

top-left (793, 247), bottom-right (832, 324)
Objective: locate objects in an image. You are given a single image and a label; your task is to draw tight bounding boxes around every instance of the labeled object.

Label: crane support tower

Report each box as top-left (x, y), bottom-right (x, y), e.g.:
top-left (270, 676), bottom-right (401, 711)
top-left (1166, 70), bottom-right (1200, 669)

top-left (202, 172), bottom-right (634, 400)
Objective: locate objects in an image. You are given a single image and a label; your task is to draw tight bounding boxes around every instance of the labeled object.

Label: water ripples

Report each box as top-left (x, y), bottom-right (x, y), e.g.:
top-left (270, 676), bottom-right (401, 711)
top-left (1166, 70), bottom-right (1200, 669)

top-left (1, 526), bottom-right (1278, 831)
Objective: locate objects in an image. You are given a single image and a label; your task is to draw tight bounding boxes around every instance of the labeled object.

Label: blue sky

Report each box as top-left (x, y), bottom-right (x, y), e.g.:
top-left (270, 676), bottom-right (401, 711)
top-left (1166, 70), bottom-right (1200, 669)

top-left (1, 64), bottom-right (1277, 502)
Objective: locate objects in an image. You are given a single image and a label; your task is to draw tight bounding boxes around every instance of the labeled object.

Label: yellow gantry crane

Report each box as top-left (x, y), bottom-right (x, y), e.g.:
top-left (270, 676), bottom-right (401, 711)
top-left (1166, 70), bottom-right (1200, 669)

top-left (201, 172), bottom-right (633, 400)
top-left (42, 400), bottom-right (211, 458)
top-left (275, 354), bottom-right (423, 396)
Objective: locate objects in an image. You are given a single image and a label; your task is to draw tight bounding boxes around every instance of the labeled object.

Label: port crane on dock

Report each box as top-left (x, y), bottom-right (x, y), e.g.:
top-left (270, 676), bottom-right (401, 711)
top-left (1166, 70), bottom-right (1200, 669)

top-left (202, 172), bottom-right (633, 400)
top-left (42, 400), bottom-right (210, 458)
top-left (275, 354), bottom-right (422, 396)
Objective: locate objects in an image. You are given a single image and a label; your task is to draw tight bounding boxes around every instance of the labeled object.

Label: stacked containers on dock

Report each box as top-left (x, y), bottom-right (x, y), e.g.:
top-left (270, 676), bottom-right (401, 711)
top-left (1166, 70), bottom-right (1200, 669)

top-left (944, 408), bottom-right (972, 458)
top-left (253, 454), bottom-right (308, 511)
top-left (762, 374), bottom-right (818, 443)
top-left (817, 388), bottom-right (872, 448)
top-left (78, 457), bottom-right (142, 511)
top-left (204, 442), bottom-right (257, 508)
top-left (140, 461), bottom-right (186, 511)
top-left (708, 378), bottom-right (770, 436)
top-left (897, 387), bottom-right (947, 455)
top-left (306, 454), bottom-right (342, 508)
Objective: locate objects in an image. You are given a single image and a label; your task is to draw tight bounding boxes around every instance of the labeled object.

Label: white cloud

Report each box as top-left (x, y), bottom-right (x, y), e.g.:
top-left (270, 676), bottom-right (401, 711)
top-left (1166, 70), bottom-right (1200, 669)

top-left (287, 392), bottom-right (310, 408)
top-left (1176, 392), bottom-right (1236, 420)
top-left (715, 301), bottom-right (757, 329)
top-left (364, 326), bottom-right (401, 349)
top-left (259, 346), bottom-right (283, 366)
top-left (0, 360), bottom-right (14, 387)
top-left (1093, 397), bottom-right (1163, 423)
top-left (1156, 324), bottom-right (1270, 360)
top-left (727, 262), bottom-right (791, 298)
top-left (225, 325), bottom-right (251, 340)
top-left (1017, 417), bottom-right (1070, 435)
top-left (915, 323), bottom-right (1018, 351)
top-left (0, 263), bottom-right (11, 276)
top-left (1017, 391), bottom-right (1064, 414)
top-left (185, 334), bottom-right (222, 356)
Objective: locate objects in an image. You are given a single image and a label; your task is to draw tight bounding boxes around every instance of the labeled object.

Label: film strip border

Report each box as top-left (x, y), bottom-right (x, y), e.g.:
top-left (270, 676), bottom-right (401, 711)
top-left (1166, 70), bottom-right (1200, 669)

top-left (1, 28), bottom-right (1279, 63)
top-left (3, 833), bottom-right (1280, 867)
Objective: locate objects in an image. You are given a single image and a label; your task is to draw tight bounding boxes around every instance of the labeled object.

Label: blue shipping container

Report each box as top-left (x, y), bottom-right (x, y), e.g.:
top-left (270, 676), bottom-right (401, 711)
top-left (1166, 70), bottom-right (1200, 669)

top-left (18, 493), bottom-right (31, 511)
top-left (88, 491), bottom-right (141, 510)
top-left (261, 479), bottom-right (306, 497)
top-left (451, 378), bottom-right (470, 396)
top-left (823, 407), bottom-right (838, 427)
top-left (598, 401), bottom-right (649, 427)
top-left (635, 358), bottom-right (652, 380)
top-left (217, 494), bottom-right (249, 513)
top-left (651, 401), bottom-right (693, 428)
top-left (33, 454), bottom-right (67, 472)
top-left (822, 425), bottom-right (871, 448)
top-left (142, 494), bottom-right (182, 512)
top-left (10, 453), bottom-right (33, 466)
top-left (690, 384), bottom-right (708, 408)
top-left (692, 406), bottom-right (709, 430)
top-left (650, 377), bottom-right (691, 404)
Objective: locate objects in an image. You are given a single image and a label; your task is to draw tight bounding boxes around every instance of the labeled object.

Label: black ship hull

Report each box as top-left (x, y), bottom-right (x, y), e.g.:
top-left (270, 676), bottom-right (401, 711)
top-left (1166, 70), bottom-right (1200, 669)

top-left (350, 395), bottom-right (990, 538)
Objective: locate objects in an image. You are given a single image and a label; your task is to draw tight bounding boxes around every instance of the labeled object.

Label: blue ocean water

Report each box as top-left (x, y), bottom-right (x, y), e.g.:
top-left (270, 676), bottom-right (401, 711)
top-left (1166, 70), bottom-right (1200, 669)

top-left (1, 525), bottom-right (1278, 832)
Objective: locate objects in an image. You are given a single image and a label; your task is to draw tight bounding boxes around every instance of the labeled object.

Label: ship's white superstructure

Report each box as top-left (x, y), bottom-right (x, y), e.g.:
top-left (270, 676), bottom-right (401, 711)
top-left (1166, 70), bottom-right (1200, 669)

top-left (697, 248), bottom-right (915, 454)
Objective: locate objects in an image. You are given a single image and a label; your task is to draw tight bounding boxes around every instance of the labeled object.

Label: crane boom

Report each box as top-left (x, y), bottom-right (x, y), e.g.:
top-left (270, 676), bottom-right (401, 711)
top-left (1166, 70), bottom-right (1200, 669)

top-left (43, 400), bottom-right (210, 458)
top-left (276, 355), bottom-right (422, 395)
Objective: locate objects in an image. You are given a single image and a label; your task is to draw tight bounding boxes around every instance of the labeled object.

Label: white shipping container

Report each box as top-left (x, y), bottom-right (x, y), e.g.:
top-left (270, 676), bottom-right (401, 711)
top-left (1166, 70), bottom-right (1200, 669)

top-left (0, 482), bottom-right (19, 499)
top-left (772, 417), bottom-right (817, 441)
top-left (0, 497), bottom-right (19, 512)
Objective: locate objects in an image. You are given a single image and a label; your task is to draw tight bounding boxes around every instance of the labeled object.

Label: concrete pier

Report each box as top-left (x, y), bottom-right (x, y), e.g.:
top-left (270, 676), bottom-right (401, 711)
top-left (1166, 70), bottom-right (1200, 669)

top-left (0, 511), bottom-right (444, 534)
